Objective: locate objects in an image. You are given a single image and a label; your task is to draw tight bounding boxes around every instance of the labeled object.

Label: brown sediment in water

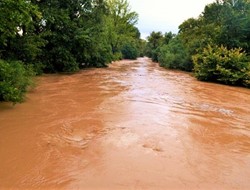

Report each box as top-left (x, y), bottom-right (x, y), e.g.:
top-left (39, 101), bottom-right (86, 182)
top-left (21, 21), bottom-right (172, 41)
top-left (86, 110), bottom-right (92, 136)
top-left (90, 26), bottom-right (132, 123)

top-left (0, 58), bottom-right (250, 190)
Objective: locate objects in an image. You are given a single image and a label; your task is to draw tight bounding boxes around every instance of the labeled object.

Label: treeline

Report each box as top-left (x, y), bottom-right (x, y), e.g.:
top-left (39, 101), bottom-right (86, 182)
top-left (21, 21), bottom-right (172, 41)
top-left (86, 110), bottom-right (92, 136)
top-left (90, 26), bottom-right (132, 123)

top-left (0, 0), bottom-right (142, 103)
top-left (145, 0), bottom-right (250, 87)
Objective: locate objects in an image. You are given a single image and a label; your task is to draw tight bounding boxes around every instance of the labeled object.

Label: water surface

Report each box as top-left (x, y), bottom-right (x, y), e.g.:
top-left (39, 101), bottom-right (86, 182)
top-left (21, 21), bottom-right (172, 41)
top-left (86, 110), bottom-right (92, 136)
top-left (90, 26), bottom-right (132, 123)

top-left (0, 58), bottom-right (250, 189)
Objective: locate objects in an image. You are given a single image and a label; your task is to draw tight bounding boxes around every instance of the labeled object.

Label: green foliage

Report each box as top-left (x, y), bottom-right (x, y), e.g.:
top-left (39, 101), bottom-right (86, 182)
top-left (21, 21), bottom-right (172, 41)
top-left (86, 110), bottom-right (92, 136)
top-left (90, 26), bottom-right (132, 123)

top-left (159, 37), bottom-right (192, 71)
top-left (0, 0), bottom-right (141, 103)
top-left (0, 60), bottom-right (35, 103)
top-left (145, 31), bottom-right (175, 62)
top-left (145, 31), bottom-right (164, 62)
top-left (154, 0), bottom-right (250, 87)
top-left (33, 0), bottom-right (140, 72)
top-left (217, 0), bottom-right (250, 52)
top-left (0, 0), bottom-right (44, 62)
top-left (193, 45), bottom-right (250, 87)
top-left (112, 52), bottom-right (123, 61)
top-left (138, 39), bottom-right (147, 57)
top-left (164, 32), bottom-right (176, 45)
top-left (0, 0), bottom-right (41, 46)
top-left (121, 42), bottom-right (139, 59)
top-left (178, 0), bottom-right (250, 55)
top-left (105, 0), bottom-right (140, 58)
top-left (34, 0), bottom-right (82, 72)
top-left (0, 0), bottom-right (46, 80)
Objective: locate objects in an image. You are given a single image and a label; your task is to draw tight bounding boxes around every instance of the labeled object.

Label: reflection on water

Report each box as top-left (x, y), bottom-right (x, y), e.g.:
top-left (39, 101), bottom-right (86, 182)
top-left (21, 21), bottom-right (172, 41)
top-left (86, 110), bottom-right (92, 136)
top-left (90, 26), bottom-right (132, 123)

top-left (0, 58), bottom-right (250, 189)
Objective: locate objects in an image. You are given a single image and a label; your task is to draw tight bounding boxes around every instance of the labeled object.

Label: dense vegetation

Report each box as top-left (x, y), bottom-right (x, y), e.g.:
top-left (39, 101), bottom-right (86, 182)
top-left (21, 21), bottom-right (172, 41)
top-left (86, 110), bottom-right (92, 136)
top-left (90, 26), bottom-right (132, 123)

top-left (146, 0), bottom-right (250, 87)
top-left (0, 0), bottom-right (141, 103)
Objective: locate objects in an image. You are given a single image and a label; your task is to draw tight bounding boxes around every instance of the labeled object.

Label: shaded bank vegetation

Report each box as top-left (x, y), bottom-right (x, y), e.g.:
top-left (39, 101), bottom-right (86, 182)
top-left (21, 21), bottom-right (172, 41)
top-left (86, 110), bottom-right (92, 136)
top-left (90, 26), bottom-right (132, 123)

top-left (145, 0), bottom-right (250, 88)
top-left (0, 0), bottom-right (142, 103)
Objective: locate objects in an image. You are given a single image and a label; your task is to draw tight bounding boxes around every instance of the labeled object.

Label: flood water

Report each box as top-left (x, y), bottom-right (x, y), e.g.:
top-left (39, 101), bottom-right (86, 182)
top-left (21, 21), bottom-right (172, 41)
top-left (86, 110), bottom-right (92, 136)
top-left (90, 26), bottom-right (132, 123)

top-left (0, 58), bottom-right (250, 190)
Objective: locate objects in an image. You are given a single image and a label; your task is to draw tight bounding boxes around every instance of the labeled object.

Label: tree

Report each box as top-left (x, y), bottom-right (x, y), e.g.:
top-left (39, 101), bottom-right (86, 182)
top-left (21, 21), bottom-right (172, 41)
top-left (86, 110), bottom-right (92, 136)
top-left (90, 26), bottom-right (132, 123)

top-left (105, 0), bottom-right (139, 59)
top-left (145, 31), bottom-right (164, 61)
top-left (200, 0), bottom-right (250, 53)
top-left (0, 0), bottom-right (44, 63)
top-left (164, 32), bottom-right (175, 45)
top-left (34, 0), bottom-right (83, 72)
top-left (33, 0), bottom-right (114, 72)
top-left (219, 0), bottom-right (250, 52)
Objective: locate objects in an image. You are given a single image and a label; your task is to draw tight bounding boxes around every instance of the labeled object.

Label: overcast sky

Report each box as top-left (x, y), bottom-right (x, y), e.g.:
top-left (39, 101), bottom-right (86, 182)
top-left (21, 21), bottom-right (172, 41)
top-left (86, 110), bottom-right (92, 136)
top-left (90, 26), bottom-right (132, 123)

top-left (128, 0), bottom-right (215, 39)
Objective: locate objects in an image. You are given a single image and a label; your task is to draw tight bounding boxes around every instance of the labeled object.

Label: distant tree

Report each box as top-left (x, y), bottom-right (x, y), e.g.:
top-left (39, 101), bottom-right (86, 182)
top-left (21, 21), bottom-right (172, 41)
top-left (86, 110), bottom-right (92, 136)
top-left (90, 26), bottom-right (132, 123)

top-left (147, 31), bottom-right (164, 49)
top-left (139, 39), bottom-right (147, 57)
top-left (163, 32), bottom-right (175, 45)
top-left (145, 31), bottom-right (164, 61)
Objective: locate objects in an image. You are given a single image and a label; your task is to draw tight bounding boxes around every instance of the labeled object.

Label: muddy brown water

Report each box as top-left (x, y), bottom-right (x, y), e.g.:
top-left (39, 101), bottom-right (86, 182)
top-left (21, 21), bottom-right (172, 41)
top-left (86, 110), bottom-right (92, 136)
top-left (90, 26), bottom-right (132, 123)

top-left (0, 58), bottom-right (250, 190)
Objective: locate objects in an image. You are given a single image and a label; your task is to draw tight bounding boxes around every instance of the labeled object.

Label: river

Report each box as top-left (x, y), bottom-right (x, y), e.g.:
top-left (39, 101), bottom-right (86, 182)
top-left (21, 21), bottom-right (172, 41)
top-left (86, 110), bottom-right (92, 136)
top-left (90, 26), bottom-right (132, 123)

top-left (0, 58), bottom-right (250, 190)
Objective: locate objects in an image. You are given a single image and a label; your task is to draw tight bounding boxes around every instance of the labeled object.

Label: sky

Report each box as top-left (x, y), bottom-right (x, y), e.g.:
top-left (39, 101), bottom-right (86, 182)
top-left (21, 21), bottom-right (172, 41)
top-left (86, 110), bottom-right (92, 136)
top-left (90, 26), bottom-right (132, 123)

top-left (128, 0), bottom-right (216, 39)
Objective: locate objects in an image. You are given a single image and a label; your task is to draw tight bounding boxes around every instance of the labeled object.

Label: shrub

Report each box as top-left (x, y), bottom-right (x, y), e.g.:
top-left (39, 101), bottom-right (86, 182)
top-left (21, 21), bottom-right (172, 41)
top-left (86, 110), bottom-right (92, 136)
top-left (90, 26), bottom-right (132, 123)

top-left (193, 45), bottom-right (250, 87)
top-left (0, 60), bottom-right (35, 103)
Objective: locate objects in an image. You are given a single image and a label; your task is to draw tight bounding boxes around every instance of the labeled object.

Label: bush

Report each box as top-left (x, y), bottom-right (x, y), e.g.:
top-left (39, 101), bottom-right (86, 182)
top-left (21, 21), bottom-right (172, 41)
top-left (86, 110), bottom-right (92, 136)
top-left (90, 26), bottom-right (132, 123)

top-left (158, 37), bottom-right (192, 71)
top-left (193, 45), bottom-right (250, 87)
top-left (0, 60), bottom-right (35, 103)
